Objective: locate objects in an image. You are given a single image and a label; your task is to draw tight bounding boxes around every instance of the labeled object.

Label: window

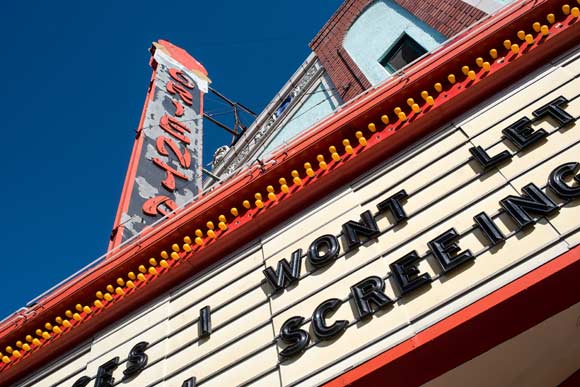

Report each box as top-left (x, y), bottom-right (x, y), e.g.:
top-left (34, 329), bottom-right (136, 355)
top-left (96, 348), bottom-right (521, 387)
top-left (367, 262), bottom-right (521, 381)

top-left (380, 33), bottom-right (427, 72)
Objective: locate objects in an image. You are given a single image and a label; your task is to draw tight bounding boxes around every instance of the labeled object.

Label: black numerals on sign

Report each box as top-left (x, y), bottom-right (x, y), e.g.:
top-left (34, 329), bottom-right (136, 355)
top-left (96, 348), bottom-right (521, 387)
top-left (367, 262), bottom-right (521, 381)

top-left (123, 341), bottom-right (149, 379)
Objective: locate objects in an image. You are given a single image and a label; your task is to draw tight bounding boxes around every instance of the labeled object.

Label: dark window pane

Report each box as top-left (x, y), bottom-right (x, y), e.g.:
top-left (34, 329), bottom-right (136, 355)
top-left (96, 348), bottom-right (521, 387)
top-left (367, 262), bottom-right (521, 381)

top-left (380, 34), bottom-right (427, 72)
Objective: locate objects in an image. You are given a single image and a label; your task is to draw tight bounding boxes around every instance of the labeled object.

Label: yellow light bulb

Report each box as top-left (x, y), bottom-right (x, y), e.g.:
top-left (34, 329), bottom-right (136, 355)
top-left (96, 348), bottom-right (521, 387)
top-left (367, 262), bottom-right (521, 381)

top-left (525, 34), bottom-right (534, 44)
top-left (562, 5), bottom-right (570, 15)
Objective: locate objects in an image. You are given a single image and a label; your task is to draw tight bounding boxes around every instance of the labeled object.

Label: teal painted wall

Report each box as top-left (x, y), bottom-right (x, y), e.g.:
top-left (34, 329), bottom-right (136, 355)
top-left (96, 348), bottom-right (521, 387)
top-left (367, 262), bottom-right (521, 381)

top-left (344, 0), bottom-right (446, 86)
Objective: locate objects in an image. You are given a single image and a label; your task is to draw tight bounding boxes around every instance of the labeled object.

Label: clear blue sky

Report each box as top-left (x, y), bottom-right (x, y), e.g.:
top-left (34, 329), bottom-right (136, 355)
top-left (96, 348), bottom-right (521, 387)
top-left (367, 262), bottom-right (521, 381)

top-left (0, 1), bottom-right (342, 320)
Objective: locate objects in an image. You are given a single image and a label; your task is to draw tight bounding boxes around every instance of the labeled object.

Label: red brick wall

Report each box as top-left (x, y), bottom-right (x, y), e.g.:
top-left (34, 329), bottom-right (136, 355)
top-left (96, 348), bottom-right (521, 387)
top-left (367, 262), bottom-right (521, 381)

top-left (394, 0), bottom-right (487, 37)
top-left (310, 0), bottom-right (487, 102)
top-left (310, 0), bottom-right (374, 102)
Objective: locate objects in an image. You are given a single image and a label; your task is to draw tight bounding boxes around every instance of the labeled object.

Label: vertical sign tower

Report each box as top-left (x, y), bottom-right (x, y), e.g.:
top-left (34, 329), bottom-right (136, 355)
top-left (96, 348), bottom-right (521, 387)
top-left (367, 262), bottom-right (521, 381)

top-left (109, 40), bottom-right (209, 249)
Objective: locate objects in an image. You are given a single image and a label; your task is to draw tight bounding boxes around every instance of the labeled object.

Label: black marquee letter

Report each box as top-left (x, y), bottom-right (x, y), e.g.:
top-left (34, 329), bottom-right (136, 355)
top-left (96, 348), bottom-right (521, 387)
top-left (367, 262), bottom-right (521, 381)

top-left (199, 305), bottom-right (212, 338)
top-left (473, 212), bottom-right (505, 246)
top-left (73, 376), bottom-right (91, 387)
top-left (95, 357), bottom-right (119, 387)
top-left (342, 210), bottom-right (380, 250)
top-left (533, 96), bottom-right (575, 127)
top-left (350, 276), bottom-right (393, 319)
top-left (389, 251), bottom-right (431, 295)
top-left (428, 228), bottom-right (474, 273)
top-left (123, 341), bottom-right (148, 379)
top-left (182, 377), bottom-right (197, 387)
top-left (500, 183), bottom-right (558, 229)
top-left (502, 117), bottom-right (547, 149)
top-left (263, 249), bottom-right (302, 293)
top-left (279, 316), bottom-right (310, 359)
top-left (376, 189), bottom-right (409, 225)
top-left (469, 146), bottom-right (511, 171)
top-left (312, 298), bottom-right (348, 341)
top-left (548, 162), bottom-right (580, 199)
top-left (307, 234), bottom-right (340, 268)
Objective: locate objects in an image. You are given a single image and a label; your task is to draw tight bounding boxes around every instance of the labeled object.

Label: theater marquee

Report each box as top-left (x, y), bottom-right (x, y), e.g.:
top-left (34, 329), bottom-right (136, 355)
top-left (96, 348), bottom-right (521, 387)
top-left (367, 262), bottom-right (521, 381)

top-left (44, 50), bottom-right (580, 387)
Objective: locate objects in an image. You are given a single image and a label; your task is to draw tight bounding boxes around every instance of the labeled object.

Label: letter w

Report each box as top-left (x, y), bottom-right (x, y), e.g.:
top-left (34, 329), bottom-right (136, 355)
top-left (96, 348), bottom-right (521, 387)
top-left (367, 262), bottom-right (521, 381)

top-left (263, 249), bottom-right (302, 293)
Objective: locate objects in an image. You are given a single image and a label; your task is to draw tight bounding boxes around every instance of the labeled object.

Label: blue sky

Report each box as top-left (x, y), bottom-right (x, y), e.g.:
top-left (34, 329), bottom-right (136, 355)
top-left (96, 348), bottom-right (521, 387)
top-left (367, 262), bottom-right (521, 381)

top-left (0, 1), bottom-right (342, 319)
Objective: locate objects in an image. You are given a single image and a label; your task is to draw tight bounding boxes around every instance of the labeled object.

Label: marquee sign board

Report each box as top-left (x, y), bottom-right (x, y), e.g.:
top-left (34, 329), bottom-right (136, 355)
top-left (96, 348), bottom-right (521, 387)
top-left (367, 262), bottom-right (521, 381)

top-left (110, 40), bottom-right (209, 248)
top-left (19, 49), bottom-right (580, 387)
